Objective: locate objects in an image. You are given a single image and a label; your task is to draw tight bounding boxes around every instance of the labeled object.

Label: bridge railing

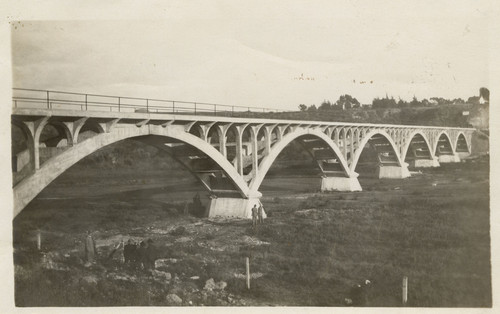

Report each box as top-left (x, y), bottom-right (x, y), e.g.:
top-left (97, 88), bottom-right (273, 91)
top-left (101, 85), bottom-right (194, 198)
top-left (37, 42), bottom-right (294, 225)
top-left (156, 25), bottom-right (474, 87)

top-left (12, 88), bottom-right (283, 117)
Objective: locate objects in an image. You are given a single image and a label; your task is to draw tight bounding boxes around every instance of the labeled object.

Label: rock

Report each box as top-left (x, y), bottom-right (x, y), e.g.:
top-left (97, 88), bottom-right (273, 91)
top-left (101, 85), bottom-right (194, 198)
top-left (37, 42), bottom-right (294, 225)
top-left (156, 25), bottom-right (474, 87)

top-left (166, 293), bottom-right (182, 305)
top-left (108, 272), bottom-right (138, 283)
top-left (81, 275), bottom-right (98, 285)
top-left (155, 258), bottom-right (178, 269)
top-left (152, 270), bottom-right (172, 281)
top-left (204, 278), bottom-right (216, 291)
top-left (175, 236), bottom-right (192, 243)
top-left (234, 272), bottom-right (263, 279)
top-left (215, 281), bottom-right (227, 291)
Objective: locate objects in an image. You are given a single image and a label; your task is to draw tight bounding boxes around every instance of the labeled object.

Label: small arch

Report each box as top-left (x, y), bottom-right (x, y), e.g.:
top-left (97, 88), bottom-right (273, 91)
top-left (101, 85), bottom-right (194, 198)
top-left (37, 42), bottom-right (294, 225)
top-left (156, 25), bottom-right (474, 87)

top-left (225, 126), bottom-right (238, 162)
top-left (270, 126), bottom-right (280, 147)
top-left (78, 121), bottom-right (105, 142)
top-left (39, 123), bottom-right (72, 148)
top-left (188, 123), bottom-right (203, 138)
top-left (37, 122), bottom-right (74, 167)
top-left (206, 125), bottom-right (222, 152)
top-left (11, 123), bottom-right (31, 177)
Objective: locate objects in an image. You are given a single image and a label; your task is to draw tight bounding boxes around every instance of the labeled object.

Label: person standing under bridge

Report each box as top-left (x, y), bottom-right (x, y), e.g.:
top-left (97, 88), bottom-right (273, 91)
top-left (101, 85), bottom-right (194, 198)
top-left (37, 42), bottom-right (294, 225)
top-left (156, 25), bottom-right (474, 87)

top-left (252, 204), bottom-right (258, 230)
top-left (258, 204), bottom-right (264, 224)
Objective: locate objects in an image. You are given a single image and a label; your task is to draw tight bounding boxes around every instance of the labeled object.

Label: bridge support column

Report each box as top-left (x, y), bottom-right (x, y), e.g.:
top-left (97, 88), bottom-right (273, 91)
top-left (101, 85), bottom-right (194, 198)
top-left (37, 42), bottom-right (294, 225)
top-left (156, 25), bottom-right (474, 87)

top-left (208, 191), bottom-right (266, 219)
top-left (412, 157), bottom-right (440, 168)
top-left (378, 163), bottom-right (410, 179)
top-left (438, 154), bottom-right (460, 163)
top-left (321, 174), bottom-right (362, 192)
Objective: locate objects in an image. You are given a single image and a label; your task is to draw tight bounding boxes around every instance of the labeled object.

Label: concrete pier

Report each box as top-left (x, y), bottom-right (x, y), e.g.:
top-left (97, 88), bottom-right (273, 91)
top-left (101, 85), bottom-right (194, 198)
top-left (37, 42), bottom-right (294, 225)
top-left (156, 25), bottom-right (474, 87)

top-left (321, 175), bottom-right (362, 192)
top-left (208, 196), bottom-right (266, 219)
top-left (378, 164), bottom-right (410, 179)
top-left (411, 158), bottom-right (440, 168)
top-left (438, 154), bottom-right (460, 163)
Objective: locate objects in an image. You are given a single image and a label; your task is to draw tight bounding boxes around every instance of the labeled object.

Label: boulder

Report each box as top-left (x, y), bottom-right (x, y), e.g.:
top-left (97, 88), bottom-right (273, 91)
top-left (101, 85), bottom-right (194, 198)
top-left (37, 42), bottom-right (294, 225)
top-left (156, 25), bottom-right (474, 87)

top-left (152, 270), bottom-right (172, 281)
top-left (215, 281), bottom-right (227, 291)
top-left (166, 293), bottom-right (183, 305)
top-left (81, 275), bottom-right (98, 285)
top-left (204, 278), bottom-right (216, 291)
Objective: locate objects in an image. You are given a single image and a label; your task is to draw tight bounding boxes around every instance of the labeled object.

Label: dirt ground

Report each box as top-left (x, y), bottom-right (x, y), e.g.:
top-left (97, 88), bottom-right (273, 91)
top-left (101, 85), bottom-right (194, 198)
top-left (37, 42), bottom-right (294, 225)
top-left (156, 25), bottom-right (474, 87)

top-left (13, 159), bottom-right (490, 307)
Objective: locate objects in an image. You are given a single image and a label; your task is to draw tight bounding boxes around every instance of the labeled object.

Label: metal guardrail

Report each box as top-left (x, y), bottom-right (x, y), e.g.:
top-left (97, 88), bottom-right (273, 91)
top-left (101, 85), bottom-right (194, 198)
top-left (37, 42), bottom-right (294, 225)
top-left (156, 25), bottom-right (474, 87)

top-left (12, 88), bottom-right (283, 117)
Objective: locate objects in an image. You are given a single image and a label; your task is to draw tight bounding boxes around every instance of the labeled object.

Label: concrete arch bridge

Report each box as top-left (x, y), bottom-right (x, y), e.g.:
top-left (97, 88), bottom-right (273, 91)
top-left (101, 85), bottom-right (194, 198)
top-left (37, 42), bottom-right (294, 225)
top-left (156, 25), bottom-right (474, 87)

top-left (12, 107), bottom-right (473, 218)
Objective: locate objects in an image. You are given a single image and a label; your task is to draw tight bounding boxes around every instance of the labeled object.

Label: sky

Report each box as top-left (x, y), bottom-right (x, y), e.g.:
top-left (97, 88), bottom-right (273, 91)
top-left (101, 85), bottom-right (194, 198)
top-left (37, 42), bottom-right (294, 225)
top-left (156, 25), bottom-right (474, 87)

top-left (10, 1), bottom-right (491, 110)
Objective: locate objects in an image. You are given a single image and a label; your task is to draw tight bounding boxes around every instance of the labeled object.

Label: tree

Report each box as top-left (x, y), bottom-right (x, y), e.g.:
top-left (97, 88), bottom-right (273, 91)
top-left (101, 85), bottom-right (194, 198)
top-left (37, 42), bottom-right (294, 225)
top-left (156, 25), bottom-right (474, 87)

top-left (335, 94), bottom-right (360, 110)
top-left (467, 96), bottom-right (480, 105)
top-left (319, 100), bottom-right (332, 111)
top-left (479, 87), bottom-right (489, 103)
top-left (298, 104), bottom-right (307, 111)
top-left (372, 96), bottom-right (397, 108)
top-left (307, 104), bottom-right (317, 111)
top-left (409, 96), bottom-right (421, 107)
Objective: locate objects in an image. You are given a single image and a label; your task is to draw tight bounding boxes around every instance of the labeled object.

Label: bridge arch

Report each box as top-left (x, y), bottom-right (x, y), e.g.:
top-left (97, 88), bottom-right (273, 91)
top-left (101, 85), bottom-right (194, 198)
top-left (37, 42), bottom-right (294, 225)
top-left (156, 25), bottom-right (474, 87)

top-left (455, 132), bottom-right (470, 153)
top-left (249, 128), bottom-right (350, 192)
top-left (349, 129), bottom-right (404, 173)
top-left (13, 126), bottom-right (251, 217)
top-left (432, 131), bottom-right (454, 156)
top-left (401, 131), bottom-right (433, 162)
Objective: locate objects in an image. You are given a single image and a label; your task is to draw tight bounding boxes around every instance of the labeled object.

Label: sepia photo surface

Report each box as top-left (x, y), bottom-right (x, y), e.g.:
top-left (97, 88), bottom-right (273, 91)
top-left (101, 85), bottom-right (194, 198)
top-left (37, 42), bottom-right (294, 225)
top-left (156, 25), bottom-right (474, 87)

top-left (3, 0), bottom-right (498, 311)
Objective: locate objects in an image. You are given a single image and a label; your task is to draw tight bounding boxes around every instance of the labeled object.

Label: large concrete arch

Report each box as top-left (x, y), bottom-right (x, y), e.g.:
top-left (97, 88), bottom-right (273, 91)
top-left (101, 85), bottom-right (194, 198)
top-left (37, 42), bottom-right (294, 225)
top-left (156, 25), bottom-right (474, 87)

top-left (454, 131), bottom-right (470, 153)
top-left (13, 125), bottom-right (251, 217)
top-left (401, 131), bottom-right (433, 162)
top-left (349, 129), bottom-right (405, 173)
top-left (249, 128), bottom-right (350, 192)
top-left (432, 131), bottom-right (453, 155)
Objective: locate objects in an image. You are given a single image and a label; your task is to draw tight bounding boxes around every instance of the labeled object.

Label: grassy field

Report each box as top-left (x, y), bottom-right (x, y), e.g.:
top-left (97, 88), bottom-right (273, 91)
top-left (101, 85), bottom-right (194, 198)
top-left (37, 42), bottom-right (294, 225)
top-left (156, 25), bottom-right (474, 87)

top-left (13, 158), bottom-right (490, 307)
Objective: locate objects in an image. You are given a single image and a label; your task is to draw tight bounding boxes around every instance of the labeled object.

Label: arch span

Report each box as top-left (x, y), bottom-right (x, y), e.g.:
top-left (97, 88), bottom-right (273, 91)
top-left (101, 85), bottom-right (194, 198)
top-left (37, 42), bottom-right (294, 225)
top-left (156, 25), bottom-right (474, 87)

top-left (249, 128), bottom-right (351, 192)
top-left (455, 132), bottom-right (470, 153)
top-left (401, 131), bottom-right (433, 162)
top-left (433, 131), bottom-right (454, 155)
top-left (350, 129), bottom-right (404, 173)
top-left (13, 125), bottom-right (251, 217)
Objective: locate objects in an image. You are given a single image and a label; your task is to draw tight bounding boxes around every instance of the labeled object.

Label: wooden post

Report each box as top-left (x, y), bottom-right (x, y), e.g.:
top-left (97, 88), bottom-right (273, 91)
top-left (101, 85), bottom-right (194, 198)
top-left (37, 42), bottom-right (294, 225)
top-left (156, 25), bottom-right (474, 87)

top-left (37, 230), bottom-right (41, 251)
top-left (402, 276), bottom-right (408, 305)
top-left (246, 257), bottom-right (250, 290)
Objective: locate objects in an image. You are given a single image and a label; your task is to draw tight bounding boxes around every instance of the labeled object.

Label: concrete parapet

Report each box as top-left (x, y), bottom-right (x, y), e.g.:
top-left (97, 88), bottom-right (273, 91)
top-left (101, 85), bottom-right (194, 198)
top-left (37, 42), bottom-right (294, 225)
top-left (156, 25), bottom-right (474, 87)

top-left (320, 176), bottom-right (362, 192)
top-left (208, 196), bottom-right (266, 219)
top-left (438, 154), bottom-right (460, 163)
top-left (457, 152), bottom-right (470, 160)
top-left (378, 164), bottom-right (411, 179)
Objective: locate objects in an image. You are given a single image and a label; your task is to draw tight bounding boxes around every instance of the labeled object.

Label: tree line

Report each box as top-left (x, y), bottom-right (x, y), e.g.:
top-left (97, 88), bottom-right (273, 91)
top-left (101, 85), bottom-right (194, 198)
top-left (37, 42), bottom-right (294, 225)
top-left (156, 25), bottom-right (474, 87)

top-left (298, 87), bottom-right (489, 111)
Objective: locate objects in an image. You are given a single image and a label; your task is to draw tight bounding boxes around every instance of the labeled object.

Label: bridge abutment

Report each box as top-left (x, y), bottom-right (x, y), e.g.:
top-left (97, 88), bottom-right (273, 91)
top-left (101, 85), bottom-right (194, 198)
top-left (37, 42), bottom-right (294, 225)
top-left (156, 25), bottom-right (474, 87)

top-left (320, 175), bottom-right (362, 192)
